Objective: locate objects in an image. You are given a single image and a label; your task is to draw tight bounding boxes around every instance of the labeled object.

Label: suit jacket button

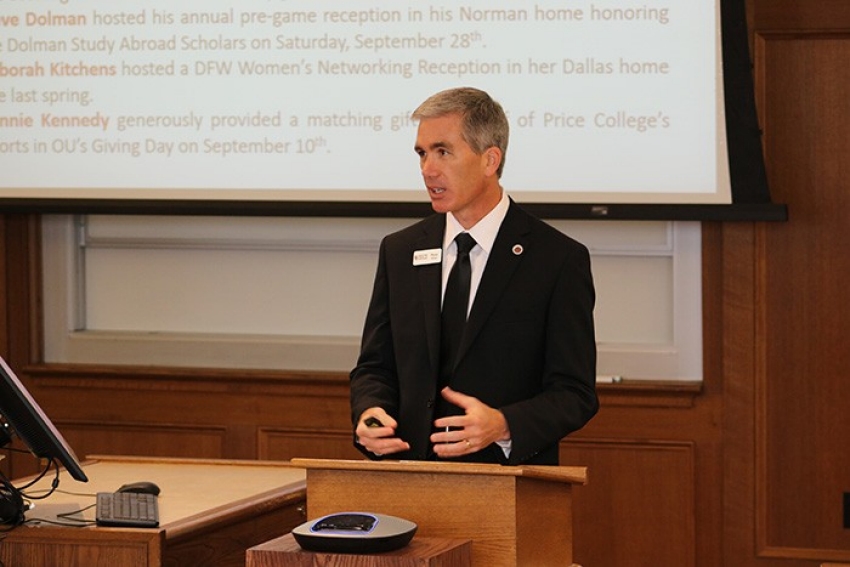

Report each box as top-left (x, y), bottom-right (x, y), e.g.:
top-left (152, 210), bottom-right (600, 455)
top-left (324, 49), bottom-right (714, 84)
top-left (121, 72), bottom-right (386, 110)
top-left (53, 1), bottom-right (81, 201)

top-left (426, 398), bottom-right (435, 408)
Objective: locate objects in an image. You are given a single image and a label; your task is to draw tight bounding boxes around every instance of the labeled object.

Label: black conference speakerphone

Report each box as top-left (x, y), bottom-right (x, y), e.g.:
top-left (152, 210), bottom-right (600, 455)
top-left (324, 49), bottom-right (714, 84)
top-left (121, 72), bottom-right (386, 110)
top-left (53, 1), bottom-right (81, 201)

top-left (291, 512), bottom-right (417, 553)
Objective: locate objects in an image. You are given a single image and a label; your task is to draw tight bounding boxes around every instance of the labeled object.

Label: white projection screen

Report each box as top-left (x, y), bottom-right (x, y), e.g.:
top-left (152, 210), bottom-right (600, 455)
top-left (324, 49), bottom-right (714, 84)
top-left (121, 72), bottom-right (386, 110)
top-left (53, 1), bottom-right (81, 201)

top-left (0, 0), bottom-right (782, 219)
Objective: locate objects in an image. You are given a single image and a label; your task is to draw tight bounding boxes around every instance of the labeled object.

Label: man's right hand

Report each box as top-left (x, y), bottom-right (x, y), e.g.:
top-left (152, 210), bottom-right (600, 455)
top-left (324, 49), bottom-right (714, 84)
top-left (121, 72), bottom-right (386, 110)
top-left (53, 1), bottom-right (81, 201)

top-left (355, 408), bottom-right (410, 456)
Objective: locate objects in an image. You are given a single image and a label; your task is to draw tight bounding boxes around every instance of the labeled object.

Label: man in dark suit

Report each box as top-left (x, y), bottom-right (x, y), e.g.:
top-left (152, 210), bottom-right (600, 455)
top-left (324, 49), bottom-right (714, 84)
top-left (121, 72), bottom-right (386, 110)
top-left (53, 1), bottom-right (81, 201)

top-left (350, 87), bottom-right (598, 465)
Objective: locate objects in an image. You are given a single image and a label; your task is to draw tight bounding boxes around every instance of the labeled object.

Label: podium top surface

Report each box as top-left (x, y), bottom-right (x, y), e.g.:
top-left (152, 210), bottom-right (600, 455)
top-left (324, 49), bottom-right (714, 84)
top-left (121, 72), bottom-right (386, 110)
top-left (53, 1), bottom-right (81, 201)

top-left (290, 458), bottom-right (587, 485)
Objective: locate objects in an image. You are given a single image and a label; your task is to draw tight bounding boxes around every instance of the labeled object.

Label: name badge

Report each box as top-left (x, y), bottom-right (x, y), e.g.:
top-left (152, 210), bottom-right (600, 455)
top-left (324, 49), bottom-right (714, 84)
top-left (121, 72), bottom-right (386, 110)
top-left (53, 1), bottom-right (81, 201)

top-left (413, 248), bottom-right (442, 266)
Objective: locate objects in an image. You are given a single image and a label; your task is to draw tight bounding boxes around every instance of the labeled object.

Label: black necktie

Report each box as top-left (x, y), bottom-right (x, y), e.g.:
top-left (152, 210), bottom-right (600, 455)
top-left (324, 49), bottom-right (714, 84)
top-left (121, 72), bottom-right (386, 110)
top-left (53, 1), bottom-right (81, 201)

top-left (440, 233), bottom-right (476, 383)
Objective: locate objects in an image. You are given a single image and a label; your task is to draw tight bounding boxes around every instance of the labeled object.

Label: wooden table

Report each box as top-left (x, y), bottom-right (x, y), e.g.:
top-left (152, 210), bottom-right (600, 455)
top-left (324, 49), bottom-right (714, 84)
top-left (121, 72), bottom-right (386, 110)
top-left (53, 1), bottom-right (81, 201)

top-left (0, 455), bottom-right (306, 567)
top-left (247, 533), bottom-right (472, 567)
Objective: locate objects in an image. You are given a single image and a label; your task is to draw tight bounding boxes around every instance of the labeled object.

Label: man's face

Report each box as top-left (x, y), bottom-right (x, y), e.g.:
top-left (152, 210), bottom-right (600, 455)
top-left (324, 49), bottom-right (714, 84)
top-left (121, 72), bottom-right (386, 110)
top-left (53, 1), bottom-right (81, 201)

top-left (414, 113), bottom-right (501, 227)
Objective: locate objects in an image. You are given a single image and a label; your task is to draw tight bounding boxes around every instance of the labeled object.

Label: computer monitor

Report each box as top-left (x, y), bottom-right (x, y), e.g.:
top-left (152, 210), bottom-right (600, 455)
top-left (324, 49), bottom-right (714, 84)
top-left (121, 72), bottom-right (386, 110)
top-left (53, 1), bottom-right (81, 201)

top-left (0, 356), bottom-right (88, 483)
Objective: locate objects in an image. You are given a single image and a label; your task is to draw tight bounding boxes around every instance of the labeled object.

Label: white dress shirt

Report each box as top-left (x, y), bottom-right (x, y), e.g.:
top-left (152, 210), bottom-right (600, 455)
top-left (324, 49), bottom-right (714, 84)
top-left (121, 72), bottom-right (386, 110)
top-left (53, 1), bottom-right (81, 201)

top-left (441, 190), bottom-right (510, 312)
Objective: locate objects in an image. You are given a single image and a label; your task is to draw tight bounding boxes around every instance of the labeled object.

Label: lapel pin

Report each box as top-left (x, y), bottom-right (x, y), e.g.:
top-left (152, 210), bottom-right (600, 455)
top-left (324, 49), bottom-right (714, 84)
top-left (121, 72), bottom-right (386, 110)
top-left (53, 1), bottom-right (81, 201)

top-left (512, 244), bottom-right (524, 256)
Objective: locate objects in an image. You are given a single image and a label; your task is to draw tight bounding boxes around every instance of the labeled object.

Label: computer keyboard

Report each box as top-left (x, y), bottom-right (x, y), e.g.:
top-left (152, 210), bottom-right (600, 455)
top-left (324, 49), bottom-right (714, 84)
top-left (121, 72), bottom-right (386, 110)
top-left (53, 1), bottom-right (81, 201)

top-left (96, 491), bottom-right (160, 528)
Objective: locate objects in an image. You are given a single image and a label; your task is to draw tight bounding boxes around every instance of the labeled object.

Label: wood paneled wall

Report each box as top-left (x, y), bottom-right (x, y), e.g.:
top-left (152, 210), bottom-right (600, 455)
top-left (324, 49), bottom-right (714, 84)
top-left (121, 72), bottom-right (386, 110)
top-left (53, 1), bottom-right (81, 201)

top-left (740, 0), bottom-right (850, 563)
top-left (2, 1), bottom-right (849, 565)
top-left (19, 364), bottom-right (708, 567)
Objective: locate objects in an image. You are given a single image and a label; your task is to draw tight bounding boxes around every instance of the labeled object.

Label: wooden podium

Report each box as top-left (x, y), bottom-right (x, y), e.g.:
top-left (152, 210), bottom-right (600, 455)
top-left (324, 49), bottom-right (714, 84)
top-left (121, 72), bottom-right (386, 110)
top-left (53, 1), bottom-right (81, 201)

top-left (289, 458), bottom-right (587, 567)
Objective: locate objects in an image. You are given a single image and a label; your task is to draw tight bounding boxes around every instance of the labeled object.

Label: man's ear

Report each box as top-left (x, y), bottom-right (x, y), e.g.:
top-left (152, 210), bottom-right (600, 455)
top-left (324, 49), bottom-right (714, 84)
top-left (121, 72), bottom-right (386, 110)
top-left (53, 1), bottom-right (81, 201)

top-left (484, 147), bottom-right (502, 176)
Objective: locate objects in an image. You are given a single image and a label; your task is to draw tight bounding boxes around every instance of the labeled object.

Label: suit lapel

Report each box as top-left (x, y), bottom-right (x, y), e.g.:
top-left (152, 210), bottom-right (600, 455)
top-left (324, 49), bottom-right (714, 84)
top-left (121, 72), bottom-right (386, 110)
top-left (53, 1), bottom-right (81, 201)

top-left (415, 215), bottom-right (446, 377)
top-left (457, 203), bottom-right (531, 363)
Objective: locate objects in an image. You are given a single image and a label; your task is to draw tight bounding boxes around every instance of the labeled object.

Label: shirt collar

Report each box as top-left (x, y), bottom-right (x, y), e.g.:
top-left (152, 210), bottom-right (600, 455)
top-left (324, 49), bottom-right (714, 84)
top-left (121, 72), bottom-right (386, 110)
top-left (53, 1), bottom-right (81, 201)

top-left (444, 191), bottom-right (510, 255)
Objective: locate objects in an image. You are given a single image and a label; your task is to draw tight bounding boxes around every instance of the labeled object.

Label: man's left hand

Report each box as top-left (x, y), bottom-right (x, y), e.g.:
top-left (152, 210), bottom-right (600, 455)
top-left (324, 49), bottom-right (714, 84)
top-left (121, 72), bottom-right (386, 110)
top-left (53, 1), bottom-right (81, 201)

top-left (430, 386), bottom-right (511, 457)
